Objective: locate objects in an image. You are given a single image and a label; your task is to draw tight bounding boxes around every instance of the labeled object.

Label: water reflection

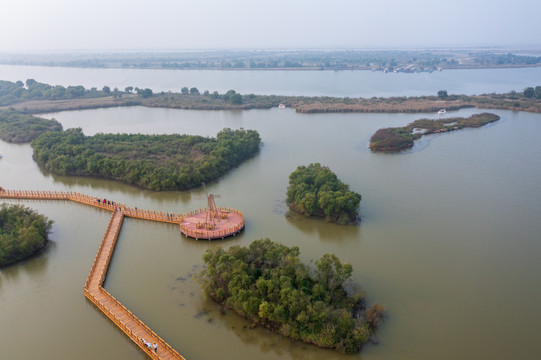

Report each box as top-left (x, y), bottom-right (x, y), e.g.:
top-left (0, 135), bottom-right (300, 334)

top-left (0, 262), bottom-right (21, 283)
top-left (195, 297), bottom-right (350, 360)
top-left (23, 242), bottom-right (52, 276)
top-left (45, 171), bottom-right (151, 194)
top-left (0, 238), bottom-right (51, 277)
top-left (285, 210), bottom-right (361, 242)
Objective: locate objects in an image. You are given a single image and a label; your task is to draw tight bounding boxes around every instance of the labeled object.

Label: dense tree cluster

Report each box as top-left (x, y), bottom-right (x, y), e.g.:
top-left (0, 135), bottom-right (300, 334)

top-left (286, 163), bottom-right (361, 224)
top-left (523, 86), bottom-right (541, 99)
top-left (0, 109), bottom-right (63, 143)
top-left (0, 79), bottom-right (111, 106)
top-left (369, 128), bottom-right (414, 152)
top-left (136, 88), bottom-right (153, 98)
top-left (197, 239), bottom-right (384, 353)
top-left (437, 90), bottom-right (448, 99)
top-left (31, 127), bottom-right (261, 191)
top-left (0, 204), bottom-right (53, 267)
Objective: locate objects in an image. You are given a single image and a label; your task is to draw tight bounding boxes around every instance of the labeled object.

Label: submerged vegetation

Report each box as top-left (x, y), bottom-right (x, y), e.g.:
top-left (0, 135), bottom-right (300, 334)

top-left (197, 239), bottom-right (384, 353)
top-left (0, 109), bottom-right (62, 143)
top-left (286, 163), bottom-right (361, 224)
top-left (0, 204), bottom-right (53, 267)
top-left (31, 127), bottom-right (261, 191)
top-left (369, 112), bottom-right (500, 152)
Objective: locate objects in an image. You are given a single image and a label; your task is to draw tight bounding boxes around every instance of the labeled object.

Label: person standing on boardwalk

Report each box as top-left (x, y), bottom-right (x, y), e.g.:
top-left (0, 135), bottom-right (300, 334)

top-left (153, 343), bottom-right (158, 352)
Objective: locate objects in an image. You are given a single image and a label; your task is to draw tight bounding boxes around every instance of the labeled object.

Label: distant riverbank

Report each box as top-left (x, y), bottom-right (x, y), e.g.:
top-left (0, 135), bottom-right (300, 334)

top-left (3, 90), bottom-right (540, 115)
top-left (2, 49), bottom-right (540, 73)
top-left (3, 63), bottom-right (541, 72)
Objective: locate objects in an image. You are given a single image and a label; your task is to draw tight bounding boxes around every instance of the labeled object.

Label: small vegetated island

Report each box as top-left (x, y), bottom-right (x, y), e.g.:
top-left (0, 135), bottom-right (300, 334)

top-left (0, 203), bottom-right (53, 267)
top-left (0, 109), bottom-right (62, 143)
top-left (197, 239), bottom-right (384, 354)
top-left (369, 112), bottom-right (500, 152)
top-left (31, 127), bottom-right (261, 191)
top-left (287, 163), bottom-right (361, 224)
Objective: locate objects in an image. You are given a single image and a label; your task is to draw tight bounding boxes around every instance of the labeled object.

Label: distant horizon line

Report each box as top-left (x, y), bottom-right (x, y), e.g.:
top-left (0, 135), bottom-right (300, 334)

top-left (2, 45), bottom-right (541, 55)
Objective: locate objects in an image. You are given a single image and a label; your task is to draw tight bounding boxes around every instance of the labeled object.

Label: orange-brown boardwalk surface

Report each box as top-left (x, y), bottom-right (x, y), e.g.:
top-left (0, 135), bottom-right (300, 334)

top-left (0, 187), bottom-right (247, 359)
top-left (180, 208), bottom-right (245, 240)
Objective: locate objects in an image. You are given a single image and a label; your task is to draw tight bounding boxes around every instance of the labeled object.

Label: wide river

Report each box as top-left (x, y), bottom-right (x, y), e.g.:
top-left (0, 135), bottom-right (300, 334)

top-left (1, 64), bottom-right (541, 97)
top-left (0, 66), bottom-right (541, 359)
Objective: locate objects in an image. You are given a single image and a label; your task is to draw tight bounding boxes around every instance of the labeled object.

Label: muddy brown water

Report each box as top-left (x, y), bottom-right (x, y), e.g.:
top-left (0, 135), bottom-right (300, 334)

top-left (1, 104), bottom-right (541, 359)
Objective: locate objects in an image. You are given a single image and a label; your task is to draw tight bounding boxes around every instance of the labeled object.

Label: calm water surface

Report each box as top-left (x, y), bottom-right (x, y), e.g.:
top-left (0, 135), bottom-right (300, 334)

top-left (1, 104), bottom-right (541, 359)
top-left (1, 64), bottom-right (541, 97)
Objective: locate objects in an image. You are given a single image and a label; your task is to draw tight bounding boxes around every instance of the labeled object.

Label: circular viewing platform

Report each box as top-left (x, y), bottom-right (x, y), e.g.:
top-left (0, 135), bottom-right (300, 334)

top-left (180, 207), bottom-right (245, 240)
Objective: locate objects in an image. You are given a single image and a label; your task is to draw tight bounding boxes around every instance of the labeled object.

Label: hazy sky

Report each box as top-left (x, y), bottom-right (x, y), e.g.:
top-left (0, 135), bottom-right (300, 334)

top-left (1, 0), bottom-right (540, 51)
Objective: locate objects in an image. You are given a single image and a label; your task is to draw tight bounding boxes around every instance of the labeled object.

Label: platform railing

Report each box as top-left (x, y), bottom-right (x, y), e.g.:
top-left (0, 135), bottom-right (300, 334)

top-left (1, 188), bottom-right (184, 359)
top-left (1, 186), bottom-right (246, 359)
top-left (179, 207), bottom-right (245, 239)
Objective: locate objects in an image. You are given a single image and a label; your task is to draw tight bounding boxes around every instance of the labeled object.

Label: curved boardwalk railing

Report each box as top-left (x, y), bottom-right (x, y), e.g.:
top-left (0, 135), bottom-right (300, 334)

top-left (0, 188), bottom-right (185, 360)
top-left (180, 207), bottom-right (245, 240)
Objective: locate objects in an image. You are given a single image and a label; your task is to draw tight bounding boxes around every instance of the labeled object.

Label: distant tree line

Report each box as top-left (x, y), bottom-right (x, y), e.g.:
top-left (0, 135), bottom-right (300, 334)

top-left (197, 238), bottom-right (384, 354)
top-left (286, 163), bottom-right (361, 224)
top-left (4, 50), bottom-right (539, 71)
top-left (176, 87), bottom-right (243, 104)
top-left (0, 204), bottom-right (53, 267)
top-left (0, 79), bottom-right (158, 106)
top-left (31, 127), bottom-right (261, 191)
top-left (0, 109), bottom-right (62, 143)
top-left (0, 79), bottom-right (253, 108)
top-left (0, 79), bottom-right (113, 106)
top-left (473, 52), bottom-right (541, 66)
top-left (5, 79), bottom-right (540, 115)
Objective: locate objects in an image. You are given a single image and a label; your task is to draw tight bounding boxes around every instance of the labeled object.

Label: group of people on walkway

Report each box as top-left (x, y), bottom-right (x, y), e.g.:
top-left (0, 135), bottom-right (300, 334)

top-left (92, 197), bottom-right (183, 221)
top-left (95, 198), bottom-right (118, 207)
top-left (140, 338), bottom-right (158, 353)
top-left (94, 197), bottom-right (124, 212)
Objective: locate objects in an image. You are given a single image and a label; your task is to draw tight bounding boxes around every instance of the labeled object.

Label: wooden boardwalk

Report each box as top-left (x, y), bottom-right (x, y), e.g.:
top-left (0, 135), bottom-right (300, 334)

top-left (0, 188), bottom-right (185, 360)
top-left (180, 207), bottom-right (245, 240)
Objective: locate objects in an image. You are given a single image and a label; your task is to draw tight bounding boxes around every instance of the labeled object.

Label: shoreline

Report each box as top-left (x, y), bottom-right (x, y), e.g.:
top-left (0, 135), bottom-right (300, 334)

top-left (2, 63), bottom-right (541, 72)
top-left (3, 92), bottom-right (540, 115)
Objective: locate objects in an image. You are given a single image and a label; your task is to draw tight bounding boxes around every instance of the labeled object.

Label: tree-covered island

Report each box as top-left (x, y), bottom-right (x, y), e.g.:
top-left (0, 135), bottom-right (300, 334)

top-left (0, 109), bottom-right (62, 143)
top-left (0, 204), bottom-right (53, 267)
top-left (197, 239), bottom-right (385, 354)
top-left (31, 127), bottom-right (261, 191)
top-left (286, 163), bottom-right (361, 224)
top-left (369, 112), bottom-right (500, 152)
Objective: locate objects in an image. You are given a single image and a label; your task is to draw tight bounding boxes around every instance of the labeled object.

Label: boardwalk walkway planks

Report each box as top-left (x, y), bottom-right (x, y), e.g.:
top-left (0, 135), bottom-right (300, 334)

top-left (0, 188), bottom-right (185, 360)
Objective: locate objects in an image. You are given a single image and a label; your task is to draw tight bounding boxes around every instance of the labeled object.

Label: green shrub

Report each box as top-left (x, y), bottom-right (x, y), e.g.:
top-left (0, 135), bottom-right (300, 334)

top-left (286, 163), bottom-right (361, 224)
top-left (0, 204), bottom-right (53, 267)
top-left (197, 239), bottom-right (383, 353)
